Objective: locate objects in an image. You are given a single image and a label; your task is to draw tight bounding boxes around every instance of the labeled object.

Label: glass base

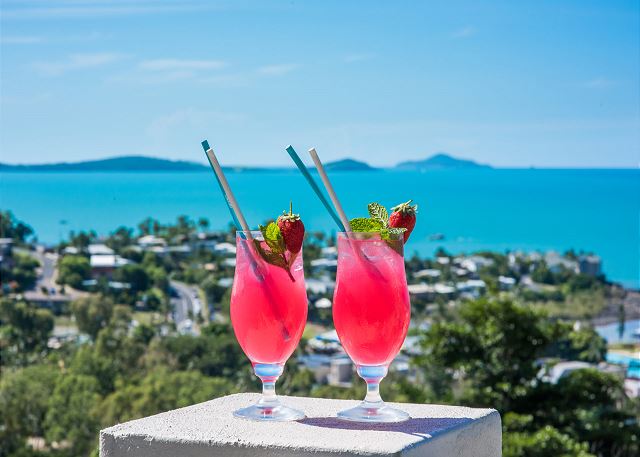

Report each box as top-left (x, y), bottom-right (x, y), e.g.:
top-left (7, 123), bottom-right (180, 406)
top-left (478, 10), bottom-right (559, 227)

top-left (337, 401), bottom-right (410, 423)
top-left (233, 398), bottom-right (305, 422)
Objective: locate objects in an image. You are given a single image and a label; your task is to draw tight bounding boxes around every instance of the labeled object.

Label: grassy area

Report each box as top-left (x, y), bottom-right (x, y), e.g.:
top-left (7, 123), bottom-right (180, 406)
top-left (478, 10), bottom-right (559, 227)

top-left (608, 342), bottom-right (640, 356)
top-left (196, 287), bottom-right (209, 322)
top-left (132, 311), bottom-right (163, 326)
top-left (530, 290), bottom-right (606, 320)
top-left (303, 322), bottom-right (329, 340)
top-left (54, 315), bottom-right (75, 328)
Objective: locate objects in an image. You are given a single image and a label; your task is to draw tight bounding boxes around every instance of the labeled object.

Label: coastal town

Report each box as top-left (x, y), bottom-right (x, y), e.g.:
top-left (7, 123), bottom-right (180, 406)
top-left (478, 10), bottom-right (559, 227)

top-left (2, 211), bottom-right (638, 389)
top-left (1, 210), bottom-right (639, 456)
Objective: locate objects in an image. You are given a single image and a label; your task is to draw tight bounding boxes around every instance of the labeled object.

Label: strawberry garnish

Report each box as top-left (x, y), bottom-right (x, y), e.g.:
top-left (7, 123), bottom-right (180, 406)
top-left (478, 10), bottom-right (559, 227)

top-left (253, 202), bottom-right (305, 282)
top-left (277, 202), bottom-right (305, 254)
top-left (389, 200), bottom-right (417, 242)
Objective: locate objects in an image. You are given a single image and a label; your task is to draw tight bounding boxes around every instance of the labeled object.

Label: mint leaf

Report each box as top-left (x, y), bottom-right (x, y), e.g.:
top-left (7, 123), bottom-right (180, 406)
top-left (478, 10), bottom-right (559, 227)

top-left (387, 226), bottom-right (407, 235)
top-left (253, 240), bottom-right (288, 268)
top-left (259, 222), bottom-right (285, 254)
top-left (350, 217), bottom-right (384, 233)
top-left (367, 203), bottom-right (389, 227)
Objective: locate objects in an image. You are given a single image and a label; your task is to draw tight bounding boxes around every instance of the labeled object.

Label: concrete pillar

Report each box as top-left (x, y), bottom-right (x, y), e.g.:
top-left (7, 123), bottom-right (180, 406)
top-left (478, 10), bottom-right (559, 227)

top-left (100, 393), bottom-right (501, 457)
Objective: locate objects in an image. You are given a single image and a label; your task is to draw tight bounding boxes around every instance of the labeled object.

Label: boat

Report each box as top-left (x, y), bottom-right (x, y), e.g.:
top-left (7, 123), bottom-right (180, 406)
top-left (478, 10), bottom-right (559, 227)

top-left (429, 233), bottom-right (445, 241)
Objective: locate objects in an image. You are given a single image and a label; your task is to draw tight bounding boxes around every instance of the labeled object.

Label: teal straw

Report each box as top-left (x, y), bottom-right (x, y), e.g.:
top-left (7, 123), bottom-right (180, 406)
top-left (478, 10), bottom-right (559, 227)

top-left (285, 145), bottom-right (346, 231)
top-left (201, 140), bottom-right (244, 236)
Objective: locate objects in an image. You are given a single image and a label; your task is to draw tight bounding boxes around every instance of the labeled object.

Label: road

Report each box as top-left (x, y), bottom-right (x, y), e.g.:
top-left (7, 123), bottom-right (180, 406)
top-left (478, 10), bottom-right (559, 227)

top-left (170, 280), bottom-right (203, 335)
top-left (19, 247), bottom-right (86, 303)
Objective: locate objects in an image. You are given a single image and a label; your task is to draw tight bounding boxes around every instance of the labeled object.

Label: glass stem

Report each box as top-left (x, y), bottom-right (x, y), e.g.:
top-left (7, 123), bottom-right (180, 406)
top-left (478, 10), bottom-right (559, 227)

top-left (262, 381), bottom-right (277, 401)
top-left (364, 381), bottom-right (382, 404)
top-left (254, 363), bottom-right (283, 406)
top-left (357, 365), bottom-right (387, 405)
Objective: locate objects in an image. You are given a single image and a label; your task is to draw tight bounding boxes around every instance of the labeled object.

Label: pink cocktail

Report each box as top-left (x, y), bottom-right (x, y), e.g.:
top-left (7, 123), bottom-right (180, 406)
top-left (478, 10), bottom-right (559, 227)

top-left (333, 232), bottom-right (411, 422)
top-left (230, 231), bottom-right (307, 421)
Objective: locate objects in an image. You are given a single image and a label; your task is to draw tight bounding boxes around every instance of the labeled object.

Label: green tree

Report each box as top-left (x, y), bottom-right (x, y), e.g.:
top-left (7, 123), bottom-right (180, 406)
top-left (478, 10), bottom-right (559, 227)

top-left (44, 373), bottom-right (101, 456)
top-left (57, 255), bottom-right (90, 289)
top-left (420, 298), bottom-right (551, 411)
top-left (0, 299), bottom-right (53, 364)
top-left (106, 226), bottom-right (134, 253)
top-left (113, 264), bottom-right (149, 294)
top-left (504, 425), bottom-right (595, 457)
top-left (70, 295), bottom-right (114, 340)
top-left (0, 211), bottom-right (33, 242)
top-left (0, 364), bottom-right (61, 456)
top-left (68, 230), bottom-right (97, 251)
top-left (157, 322), bottom-right (245, 378)
top-left (2, 253), bottom-right (39, 292)
top-left (99, 368), bottom-right (233, 426)
top-left (545, 323), bottom-right (607, 363)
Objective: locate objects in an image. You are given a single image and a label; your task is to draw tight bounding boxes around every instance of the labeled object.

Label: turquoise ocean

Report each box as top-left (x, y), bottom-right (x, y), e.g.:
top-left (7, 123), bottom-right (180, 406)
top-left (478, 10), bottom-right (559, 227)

top-left (1, 169), bottom-right (638, 288)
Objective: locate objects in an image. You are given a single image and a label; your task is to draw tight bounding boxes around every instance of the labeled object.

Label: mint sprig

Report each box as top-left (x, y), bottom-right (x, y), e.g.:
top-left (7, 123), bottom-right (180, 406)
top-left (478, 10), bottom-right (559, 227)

top-left (253, 222), bottom-right (295, 281)
top-left (349, 202), bottom-right (406, 241)
top-left (348, 202), bottom-right (406, 255)
top-left (367, 202), bottom-right (388, 226)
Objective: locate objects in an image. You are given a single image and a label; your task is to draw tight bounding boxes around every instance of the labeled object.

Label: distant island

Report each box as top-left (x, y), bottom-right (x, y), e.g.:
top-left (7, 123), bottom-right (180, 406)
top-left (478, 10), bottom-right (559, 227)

top-left (323, 158), bottom-right (377, 171)
top-left (395, 153), bottom-right (491, 170)
top-left (0, 156), bottom-right (208, 172)
top-left (0, 153), bottom-right (490, 172)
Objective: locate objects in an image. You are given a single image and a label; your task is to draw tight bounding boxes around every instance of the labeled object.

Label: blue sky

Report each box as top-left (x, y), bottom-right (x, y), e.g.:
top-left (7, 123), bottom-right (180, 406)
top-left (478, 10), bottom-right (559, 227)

top-left (1, 0), bottom-right (638, 167)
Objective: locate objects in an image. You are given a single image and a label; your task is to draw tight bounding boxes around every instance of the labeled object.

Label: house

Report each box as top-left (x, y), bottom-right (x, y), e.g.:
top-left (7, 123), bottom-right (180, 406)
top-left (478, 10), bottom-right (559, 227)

top-left (0, 238), bottom-right (14, 269)
top-left (459, 255), bottom-right (494, 273)
top-left (578, 255), bottom-right (601, 277)
top-left (498, 275), bottom-right (517, 290)
top-left (310, 258), bottom-right (338, 273)
top-left (137, 235), bottom-right (167, 248)
top-left (90, 254), bottom-right (132, 278)
top-left (306, 277), bottom-right (335, 295)
top-left (314, 297), bottom-right (332, 309)
top-left (88, 244), bottom-right (114, 256)
top-left (414, 269), bottom-right (441, 280)
top-left (408, 283), bottom-right (456, 299)
top-left (457, 279), bottom-right (486, 298)
top-left (62, 246), bottom-right (79, 255)
top-left (544, 251), bottom-right (578, 274)
top-left (321, 246), bottom-right (337, 259)
top-left (213, 242), bottom-right (236, 256)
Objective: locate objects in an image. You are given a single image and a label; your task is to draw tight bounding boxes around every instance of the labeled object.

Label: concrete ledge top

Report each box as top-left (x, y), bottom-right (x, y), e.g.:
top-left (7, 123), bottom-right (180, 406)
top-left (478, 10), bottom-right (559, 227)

top-left (100, 393), bottom-right (501, 457)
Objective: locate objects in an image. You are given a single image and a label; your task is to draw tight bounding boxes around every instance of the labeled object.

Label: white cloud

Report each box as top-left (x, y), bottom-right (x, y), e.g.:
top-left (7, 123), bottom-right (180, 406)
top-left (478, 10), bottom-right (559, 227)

top-left (139, 59), bottom-right (227, 71)
top-left (343, 53), bottom-right (375, 63)
top-left (257, 63), bottom-right (299, 76)
top-left (582, 77), bottom-right (616, 89)
top-left (0, 35), bottom-right (43, 44)
top-left (33, 52), bottom-right (125, 76)
top-left (451, 26), bottom-right (476, 39)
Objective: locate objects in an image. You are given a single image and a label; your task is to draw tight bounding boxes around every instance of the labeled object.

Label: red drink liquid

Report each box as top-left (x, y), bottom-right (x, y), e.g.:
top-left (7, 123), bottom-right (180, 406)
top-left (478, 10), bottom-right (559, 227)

top-left (333, 234), bottom-right (410, 366)
top-left (231, 237), bottom-right (307, 365)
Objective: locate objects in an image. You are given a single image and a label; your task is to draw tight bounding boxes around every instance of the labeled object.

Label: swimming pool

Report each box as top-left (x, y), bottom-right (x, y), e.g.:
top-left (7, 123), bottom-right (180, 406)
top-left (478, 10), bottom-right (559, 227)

top-left (606, 352), bottom-right (640, 378)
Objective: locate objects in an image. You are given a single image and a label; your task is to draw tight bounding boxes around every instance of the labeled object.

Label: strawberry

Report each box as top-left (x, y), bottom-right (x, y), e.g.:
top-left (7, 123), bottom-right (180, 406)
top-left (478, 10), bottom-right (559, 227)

top-left (389, 200), bottom-right (417, 242)
top-left (277, 202), bottom-right (305, 254)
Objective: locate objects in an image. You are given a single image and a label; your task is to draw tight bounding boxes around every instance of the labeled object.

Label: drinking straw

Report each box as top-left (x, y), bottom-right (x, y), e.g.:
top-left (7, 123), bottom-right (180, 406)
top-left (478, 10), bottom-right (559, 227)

top-left (285, 145), bottom-right (345, 231)
top-left (201, 140), bottom-right (251, 236)
top-left (201, 140), bottom-right (290, 339)
top-left (308, 148), bottom-right (352, 232)
top-left (306, 147), bottom-right (385, 279)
